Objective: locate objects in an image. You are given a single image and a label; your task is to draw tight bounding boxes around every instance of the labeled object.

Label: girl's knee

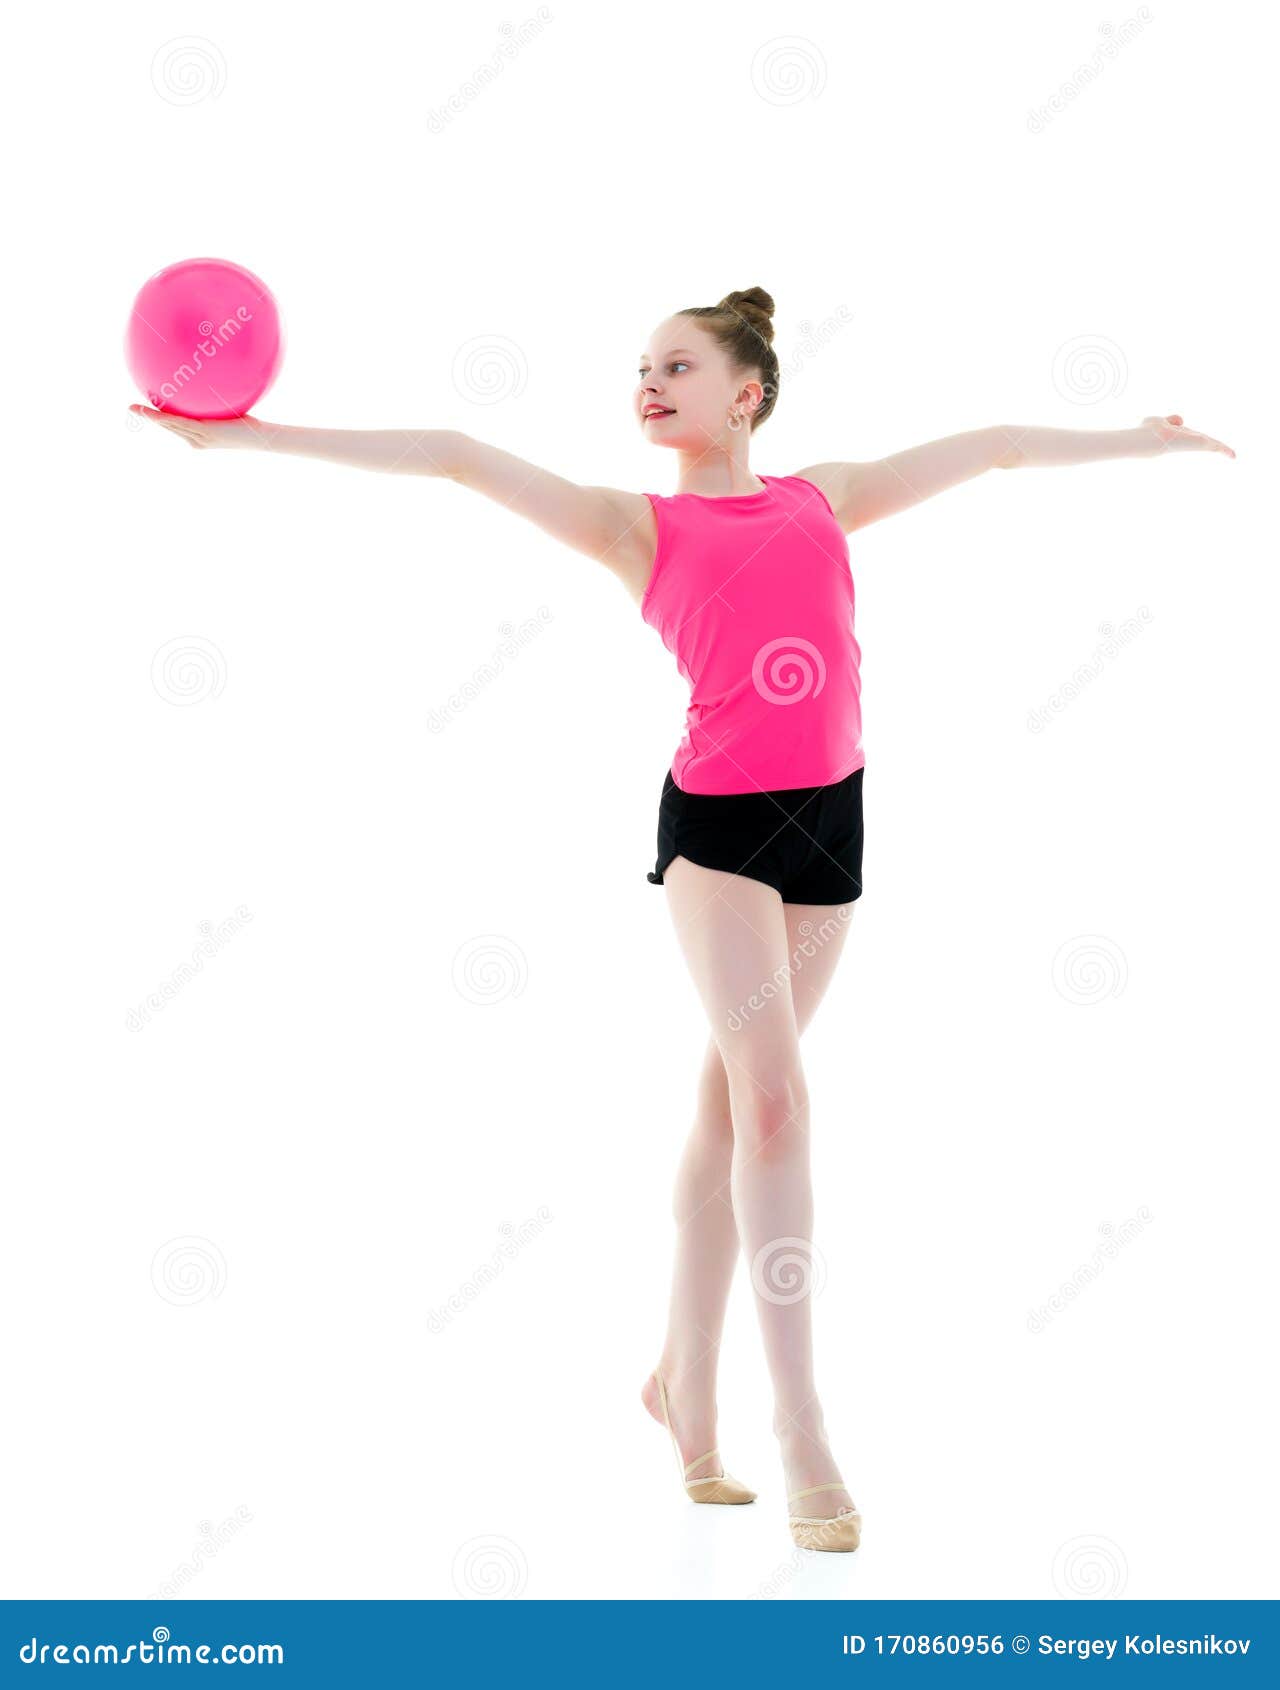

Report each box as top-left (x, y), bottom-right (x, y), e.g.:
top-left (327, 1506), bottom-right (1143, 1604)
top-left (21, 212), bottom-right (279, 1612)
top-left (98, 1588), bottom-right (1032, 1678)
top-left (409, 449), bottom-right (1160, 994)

top-left (729, 1066), bottom-right (809, 1154)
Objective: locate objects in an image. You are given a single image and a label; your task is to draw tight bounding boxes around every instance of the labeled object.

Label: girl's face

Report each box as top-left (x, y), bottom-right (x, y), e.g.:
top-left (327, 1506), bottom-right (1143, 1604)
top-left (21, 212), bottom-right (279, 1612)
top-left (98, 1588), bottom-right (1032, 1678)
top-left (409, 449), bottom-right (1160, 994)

top-left (636, 316), bottom-right (762, 450)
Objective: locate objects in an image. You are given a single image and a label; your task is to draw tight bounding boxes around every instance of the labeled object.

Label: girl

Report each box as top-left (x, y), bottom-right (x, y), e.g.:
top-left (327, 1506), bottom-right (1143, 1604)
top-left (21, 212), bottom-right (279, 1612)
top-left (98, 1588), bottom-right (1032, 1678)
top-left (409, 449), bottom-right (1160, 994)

top-left (131, 285), bottom-right (1234, 1553)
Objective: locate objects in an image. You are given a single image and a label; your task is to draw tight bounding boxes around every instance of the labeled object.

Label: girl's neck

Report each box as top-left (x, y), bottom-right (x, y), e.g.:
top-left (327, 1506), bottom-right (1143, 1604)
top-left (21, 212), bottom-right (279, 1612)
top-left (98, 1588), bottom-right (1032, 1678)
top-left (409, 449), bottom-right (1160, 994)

top-left (672, 450), bottom-right (766, 499)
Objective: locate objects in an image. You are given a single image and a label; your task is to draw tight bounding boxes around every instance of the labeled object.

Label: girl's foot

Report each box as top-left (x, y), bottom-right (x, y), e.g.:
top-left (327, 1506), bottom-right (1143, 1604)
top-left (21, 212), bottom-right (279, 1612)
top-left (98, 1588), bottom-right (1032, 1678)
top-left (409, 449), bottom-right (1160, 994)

top-left (641, 1365), bottom-right (723, 1480)
top-left (775, 1413), bottom-right (855, 1520)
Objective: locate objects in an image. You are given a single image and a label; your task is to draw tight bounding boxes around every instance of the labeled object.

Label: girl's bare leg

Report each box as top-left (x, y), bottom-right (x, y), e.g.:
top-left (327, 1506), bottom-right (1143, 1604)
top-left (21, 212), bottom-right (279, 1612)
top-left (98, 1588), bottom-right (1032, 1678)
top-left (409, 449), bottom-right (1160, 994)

top-left (640, 1037), bottom-right (739, 1479)
top-left (642, 857), bottom-right (856, 1514)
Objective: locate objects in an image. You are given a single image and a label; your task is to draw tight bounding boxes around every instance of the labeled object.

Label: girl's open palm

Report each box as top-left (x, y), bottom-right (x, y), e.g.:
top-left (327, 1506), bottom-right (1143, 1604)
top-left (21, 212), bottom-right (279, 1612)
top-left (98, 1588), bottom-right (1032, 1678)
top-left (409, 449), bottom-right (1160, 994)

top-left (1141, 413), bottom-right (1236, 457)
top-left (129, 404), bottom-right (260, 449)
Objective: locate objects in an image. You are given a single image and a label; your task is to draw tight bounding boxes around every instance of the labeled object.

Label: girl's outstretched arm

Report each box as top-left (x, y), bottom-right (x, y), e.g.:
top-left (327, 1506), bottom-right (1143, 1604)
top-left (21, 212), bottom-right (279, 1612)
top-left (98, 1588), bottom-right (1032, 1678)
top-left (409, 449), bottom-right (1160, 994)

top-left (129, 406), bottom-right (463, 478)
top-left (128, 408), bottom-right (658, 596)
top-left (795, 414), bottom-right (1235, 534)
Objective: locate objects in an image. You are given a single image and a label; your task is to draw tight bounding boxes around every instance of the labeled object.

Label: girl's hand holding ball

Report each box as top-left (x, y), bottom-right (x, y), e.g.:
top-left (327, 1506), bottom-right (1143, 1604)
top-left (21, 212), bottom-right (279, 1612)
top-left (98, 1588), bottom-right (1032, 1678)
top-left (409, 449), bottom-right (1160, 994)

top-left (128, 405), bottom-right (264, 449)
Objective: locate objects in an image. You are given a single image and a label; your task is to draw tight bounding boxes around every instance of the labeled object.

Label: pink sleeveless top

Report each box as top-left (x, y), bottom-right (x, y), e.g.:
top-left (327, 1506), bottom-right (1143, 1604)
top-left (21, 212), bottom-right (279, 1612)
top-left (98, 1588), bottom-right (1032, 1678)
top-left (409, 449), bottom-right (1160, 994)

top-left (641, 474), bottom-right (864, 795)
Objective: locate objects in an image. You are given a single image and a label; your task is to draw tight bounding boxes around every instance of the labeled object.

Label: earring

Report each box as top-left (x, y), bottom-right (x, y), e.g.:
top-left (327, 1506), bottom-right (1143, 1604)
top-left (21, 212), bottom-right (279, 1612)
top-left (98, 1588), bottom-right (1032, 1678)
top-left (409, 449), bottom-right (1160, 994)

top-left (727, 409), bottom-right (744, 432)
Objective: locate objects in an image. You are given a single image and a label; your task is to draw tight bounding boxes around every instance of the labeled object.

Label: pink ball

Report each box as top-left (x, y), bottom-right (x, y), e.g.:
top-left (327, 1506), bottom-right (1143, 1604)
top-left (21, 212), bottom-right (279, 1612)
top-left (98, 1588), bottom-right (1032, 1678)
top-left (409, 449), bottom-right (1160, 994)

top-left (125, 257), bottom-right (284, 419)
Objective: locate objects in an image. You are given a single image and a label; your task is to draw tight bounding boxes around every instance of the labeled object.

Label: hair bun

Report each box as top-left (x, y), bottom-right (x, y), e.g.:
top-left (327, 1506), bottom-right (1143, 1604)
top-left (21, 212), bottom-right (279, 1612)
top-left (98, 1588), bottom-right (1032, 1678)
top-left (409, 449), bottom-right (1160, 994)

top-left (719, 287), bottom-right (775, 343)
top-left (675, 287), bottom-right (781, 430)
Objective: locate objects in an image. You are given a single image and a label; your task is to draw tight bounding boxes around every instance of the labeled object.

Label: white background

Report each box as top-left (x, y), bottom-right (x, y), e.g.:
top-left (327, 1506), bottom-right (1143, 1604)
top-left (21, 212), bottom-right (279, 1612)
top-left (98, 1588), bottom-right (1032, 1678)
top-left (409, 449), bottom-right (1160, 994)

top-left (2, 0), bottom-right (1275, 1602)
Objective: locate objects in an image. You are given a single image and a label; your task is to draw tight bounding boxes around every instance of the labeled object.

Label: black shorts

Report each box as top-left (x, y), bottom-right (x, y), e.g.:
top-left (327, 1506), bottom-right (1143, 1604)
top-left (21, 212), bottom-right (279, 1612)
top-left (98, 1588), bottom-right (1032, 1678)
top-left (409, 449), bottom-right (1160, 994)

top-left (645, 765), bottom-right (864, 905)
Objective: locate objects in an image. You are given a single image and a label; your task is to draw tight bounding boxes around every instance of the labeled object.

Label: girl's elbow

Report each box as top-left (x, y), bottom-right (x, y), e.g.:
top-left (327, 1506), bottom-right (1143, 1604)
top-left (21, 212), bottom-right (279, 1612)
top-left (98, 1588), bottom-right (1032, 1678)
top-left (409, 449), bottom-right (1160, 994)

top-left (991, 426), bottom-right (1024, 470)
